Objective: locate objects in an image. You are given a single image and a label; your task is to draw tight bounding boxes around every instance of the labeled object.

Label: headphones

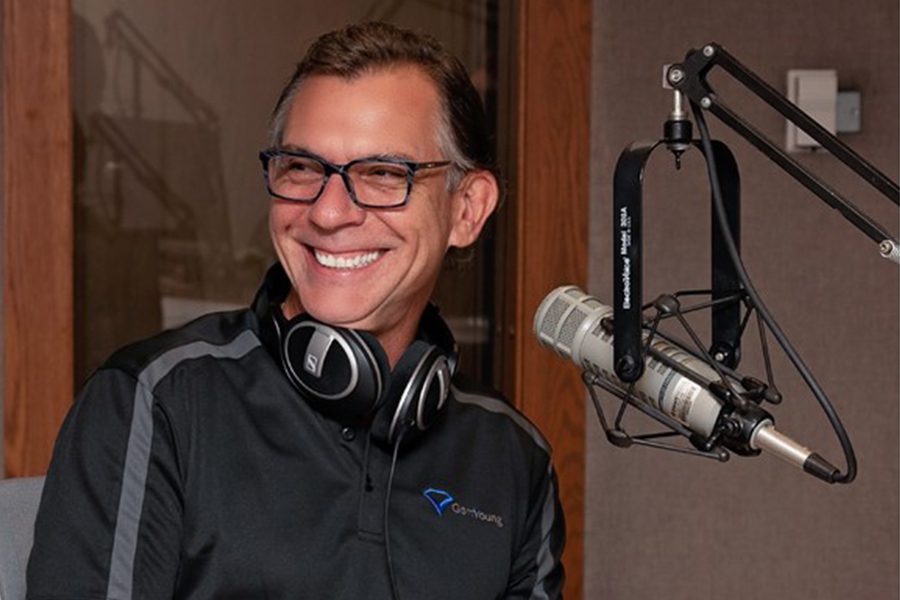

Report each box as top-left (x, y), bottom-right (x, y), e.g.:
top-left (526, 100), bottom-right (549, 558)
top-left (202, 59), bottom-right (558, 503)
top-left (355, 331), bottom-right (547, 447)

top-left (272, 305), bottom-right (458, 447)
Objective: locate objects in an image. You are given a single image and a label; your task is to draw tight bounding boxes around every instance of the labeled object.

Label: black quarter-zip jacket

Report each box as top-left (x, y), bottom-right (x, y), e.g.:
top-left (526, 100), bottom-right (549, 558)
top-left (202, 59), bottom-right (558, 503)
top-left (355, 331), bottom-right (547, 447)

top-left (27, 267), bottom-right (565, 599)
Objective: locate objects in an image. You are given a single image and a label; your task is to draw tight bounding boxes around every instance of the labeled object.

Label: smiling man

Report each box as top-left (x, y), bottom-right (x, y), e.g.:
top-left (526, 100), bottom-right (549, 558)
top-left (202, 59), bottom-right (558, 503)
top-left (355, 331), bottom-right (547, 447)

top-left (268, 64), bottom-right (487, 365)
top-left (28, 22), bottom-right (565, 600)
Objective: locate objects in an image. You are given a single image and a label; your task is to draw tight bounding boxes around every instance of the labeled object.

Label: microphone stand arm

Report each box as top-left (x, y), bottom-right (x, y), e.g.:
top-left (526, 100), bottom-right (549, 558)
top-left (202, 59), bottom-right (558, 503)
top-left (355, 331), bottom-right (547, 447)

top-left (666, 43), bottom-right (899, 262)
top-left (613, 138), bottom-right (743, 383)
top-left (604, 42), bottom-right (882, 483)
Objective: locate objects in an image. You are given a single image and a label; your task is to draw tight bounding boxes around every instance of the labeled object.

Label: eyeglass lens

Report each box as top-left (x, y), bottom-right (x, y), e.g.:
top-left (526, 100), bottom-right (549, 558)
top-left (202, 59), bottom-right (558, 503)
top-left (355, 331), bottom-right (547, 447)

top-left (267, 154), bottom-right (410, 207)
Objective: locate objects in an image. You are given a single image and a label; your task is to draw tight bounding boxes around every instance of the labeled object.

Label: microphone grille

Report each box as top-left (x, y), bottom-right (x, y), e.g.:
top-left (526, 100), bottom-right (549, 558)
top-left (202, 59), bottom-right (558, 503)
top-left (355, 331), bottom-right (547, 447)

top-left (558, 305), bottom-right (589, 351)
top-left (538, 294), bottom-right (570, 340)
top-left (535, 286), bottom-right (596, 358)
top-left (534, 286), bottom-right (613, 370)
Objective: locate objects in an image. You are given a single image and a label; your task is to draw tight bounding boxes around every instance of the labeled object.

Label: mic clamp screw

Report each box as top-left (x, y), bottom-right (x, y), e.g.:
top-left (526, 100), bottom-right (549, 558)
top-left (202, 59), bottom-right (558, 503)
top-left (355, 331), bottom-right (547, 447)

top-left (703, 44), bottom-right (715, 57)
top-left (615, 355), bottom-right (638, 378)
top-left (667, 66), bottom-right (685, 86)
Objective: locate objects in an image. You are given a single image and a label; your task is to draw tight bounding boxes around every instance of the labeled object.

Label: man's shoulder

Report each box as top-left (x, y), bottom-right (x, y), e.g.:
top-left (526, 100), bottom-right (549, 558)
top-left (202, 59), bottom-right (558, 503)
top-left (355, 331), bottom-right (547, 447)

top-left (447, 378), bottom-right (553, 458)
top-left (99, 307), bottom-right (261, 381)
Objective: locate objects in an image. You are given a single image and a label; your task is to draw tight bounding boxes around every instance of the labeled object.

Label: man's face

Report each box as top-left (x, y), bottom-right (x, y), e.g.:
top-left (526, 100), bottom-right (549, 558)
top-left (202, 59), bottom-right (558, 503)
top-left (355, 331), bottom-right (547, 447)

top-left (269, 66), bottom-right (464, 341)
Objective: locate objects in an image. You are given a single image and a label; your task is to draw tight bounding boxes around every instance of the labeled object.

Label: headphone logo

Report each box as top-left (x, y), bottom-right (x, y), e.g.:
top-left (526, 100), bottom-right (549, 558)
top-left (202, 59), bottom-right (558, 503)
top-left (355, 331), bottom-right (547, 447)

top-left (304, 353), bottom-right (319, 374)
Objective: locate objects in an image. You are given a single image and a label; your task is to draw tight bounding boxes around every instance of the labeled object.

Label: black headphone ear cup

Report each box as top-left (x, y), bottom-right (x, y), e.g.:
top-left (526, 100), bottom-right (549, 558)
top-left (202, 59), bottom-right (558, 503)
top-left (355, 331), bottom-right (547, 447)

top-left (371, 340), bottom-right (452, 447)
top-left (280, 316), bottom-right (390, 423)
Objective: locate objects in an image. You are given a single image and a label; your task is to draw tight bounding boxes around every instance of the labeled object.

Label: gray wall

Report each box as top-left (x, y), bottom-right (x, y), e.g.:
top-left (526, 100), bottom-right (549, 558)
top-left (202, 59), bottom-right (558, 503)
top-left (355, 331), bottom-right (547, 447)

top-left (587, 1), bottom-right (898, 598)
top-left (0, 0), bottom-right (5, 476)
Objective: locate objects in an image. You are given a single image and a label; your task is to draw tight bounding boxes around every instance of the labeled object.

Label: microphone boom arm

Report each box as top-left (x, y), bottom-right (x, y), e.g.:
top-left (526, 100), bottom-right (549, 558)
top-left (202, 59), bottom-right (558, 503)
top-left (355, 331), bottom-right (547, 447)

top-left (667, 43), bottom-right (899, 260)
top-left (602, 42), bottom-right (888, 484)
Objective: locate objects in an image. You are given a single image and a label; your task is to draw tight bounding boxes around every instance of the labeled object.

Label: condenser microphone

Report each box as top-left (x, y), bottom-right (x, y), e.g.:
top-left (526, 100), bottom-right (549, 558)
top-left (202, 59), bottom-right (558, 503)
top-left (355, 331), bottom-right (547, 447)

top-left (533, 285), bottom-right (841, 483)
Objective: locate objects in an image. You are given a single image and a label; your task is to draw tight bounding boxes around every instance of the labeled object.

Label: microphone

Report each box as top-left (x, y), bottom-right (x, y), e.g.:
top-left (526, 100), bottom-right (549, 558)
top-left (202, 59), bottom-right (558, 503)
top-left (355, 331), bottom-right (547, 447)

top-left (533, 285), bottom-right (841, 483)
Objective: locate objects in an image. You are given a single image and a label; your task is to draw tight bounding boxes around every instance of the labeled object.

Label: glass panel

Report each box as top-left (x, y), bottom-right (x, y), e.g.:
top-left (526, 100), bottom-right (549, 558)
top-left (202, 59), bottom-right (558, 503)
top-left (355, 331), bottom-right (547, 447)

top-left (73, 1), bottom-right (498, 385)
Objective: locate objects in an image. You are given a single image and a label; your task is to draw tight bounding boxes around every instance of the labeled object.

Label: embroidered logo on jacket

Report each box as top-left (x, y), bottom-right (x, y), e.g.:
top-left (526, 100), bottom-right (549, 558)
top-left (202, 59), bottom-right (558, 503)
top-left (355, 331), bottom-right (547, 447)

top-left (422, 487), bottom-right (504, 528)
top-left (423, 488), bottom-right (454, 515)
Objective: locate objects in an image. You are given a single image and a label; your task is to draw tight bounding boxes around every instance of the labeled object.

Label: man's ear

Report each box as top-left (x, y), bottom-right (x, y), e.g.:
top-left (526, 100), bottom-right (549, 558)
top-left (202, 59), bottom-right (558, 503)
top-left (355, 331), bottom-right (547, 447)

top-left (448, 170), bottom-right (500, 249)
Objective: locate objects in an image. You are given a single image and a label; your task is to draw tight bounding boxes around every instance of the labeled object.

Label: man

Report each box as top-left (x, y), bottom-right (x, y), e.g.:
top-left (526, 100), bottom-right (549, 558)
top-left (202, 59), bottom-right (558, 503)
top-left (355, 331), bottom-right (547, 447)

top-left (28, 22), bottom-right (565, 599)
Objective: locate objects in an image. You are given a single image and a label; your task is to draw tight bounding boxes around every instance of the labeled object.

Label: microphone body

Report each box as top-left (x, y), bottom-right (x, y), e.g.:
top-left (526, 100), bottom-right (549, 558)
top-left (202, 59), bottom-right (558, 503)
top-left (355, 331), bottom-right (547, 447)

top-left (534, 285), bottom-right (724, 437)
top-left (533, 285), bottom-right (839, 482)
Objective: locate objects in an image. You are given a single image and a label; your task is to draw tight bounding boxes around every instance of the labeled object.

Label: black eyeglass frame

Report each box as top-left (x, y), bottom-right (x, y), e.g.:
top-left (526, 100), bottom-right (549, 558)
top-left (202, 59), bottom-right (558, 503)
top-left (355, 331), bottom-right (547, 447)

top-left (259, 148), bottom-right (452, 209)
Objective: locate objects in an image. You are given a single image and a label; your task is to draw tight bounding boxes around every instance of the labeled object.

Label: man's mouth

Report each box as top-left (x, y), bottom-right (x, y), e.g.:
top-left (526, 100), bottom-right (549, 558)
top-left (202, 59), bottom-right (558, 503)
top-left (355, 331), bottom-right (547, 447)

top-left (313, 248), bottom-right (383, 270)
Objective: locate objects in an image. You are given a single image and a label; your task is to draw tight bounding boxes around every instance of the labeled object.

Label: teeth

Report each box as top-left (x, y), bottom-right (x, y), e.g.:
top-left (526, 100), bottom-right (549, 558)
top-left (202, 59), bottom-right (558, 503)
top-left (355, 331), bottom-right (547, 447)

top-left (314, 249), bottom-right (382, 270)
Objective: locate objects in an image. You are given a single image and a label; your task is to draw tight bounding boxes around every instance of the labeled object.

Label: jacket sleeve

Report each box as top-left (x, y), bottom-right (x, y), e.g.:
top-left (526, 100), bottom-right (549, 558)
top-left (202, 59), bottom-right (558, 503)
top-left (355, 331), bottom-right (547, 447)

top-left (27, 367), bottom-right (184, 600)
top-left (504, 453), bottom-right (567, 599)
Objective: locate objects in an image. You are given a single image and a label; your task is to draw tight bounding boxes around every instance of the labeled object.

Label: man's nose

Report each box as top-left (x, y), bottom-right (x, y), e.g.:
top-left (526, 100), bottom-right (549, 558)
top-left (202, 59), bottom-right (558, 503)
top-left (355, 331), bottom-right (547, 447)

top-left (306, 173), bottom-right (366, 229)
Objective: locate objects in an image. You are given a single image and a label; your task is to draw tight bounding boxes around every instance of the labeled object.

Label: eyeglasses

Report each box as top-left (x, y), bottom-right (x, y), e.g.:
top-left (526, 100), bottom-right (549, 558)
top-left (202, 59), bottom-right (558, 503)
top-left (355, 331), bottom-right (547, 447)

top-left (259, 149), bottom-right (452, 209)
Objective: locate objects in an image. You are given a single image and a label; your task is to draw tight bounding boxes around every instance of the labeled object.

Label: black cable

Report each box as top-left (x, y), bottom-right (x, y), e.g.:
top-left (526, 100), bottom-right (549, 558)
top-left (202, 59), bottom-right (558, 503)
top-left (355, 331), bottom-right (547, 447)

top-left (383, 431), bottom-right (405, 600)
top-left (691, 102), bottom-right (857, 483)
